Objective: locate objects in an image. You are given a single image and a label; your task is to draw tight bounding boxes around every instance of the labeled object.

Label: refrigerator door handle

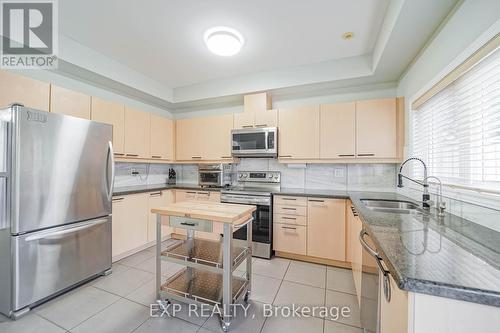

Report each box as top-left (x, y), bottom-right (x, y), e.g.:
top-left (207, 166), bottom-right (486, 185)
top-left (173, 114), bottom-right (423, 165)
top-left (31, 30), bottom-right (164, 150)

top-left (107, 141), bottom-right (115, 201)
top-left (24, 218), bottom-right (109, 242)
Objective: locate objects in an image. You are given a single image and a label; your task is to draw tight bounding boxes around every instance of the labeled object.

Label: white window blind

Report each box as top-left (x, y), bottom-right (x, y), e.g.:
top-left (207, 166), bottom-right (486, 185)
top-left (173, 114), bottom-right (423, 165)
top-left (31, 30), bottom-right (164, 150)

top-left (412, 47), bottom-right (500, 192)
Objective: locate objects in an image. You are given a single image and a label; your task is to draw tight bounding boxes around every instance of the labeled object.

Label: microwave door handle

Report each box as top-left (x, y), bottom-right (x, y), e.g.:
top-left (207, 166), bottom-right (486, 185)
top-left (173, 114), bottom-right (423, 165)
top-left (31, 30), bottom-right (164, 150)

top-left (265, 131), bottom-right (269, 151)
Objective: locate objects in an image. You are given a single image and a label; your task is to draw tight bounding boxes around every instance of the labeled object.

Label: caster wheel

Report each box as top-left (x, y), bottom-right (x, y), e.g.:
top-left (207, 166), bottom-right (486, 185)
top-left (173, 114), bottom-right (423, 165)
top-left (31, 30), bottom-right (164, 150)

top-left (244, 290), bottom-right (250, 303)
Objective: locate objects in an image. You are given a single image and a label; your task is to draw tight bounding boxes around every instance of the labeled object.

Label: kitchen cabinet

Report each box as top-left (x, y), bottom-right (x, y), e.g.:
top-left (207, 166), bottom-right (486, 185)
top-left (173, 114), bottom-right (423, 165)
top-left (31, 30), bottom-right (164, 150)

top-left (91, 97), bottom-right (125, 155)
top-left (50, 85), bottom-right (91, 119)
top-left (356, 98), bottom-right (397, 159)
top-left (176, 115), bottom-right (233, 161)
top-left (111, 193), bottom-right (148, 259)
top-left (307, 198), bottom-right (346, 261)
top-left (273, 224), bottom-right (307, 255)
top-left (380, 274), bottom-right (408, 333)
top-left (0, 70), bottom-right (50, 111)
top-left (278, 106), bottom-right (320, 159)
top-left (147, 190), bottom-right (174, 242)
top-left (203, 114), bottom-right (233, 160)
top-left (124, 107), bottom-right (150, 158)
top-left (320, 102), bottom-right (356, 159)
top-left (234, 93), bottom-right (275, 129)
top-left (150, 114), bottom-right (174, 160)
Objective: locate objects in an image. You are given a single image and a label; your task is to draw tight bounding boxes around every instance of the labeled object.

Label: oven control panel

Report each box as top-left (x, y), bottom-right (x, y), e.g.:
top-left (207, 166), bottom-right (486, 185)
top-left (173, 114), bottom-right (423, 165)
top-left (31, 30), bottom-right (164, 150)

top-left (237, 171), bottom-right (280, 183)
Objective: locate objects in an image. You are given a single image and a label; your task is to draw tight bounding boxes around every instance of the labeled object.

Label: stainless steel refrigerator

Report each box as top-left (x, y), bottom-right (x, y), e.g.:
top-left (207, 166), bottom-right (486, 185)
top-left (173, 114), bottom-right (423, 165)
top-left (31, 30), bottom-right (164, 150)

top-left (0, 104), bottom-right (114, 319)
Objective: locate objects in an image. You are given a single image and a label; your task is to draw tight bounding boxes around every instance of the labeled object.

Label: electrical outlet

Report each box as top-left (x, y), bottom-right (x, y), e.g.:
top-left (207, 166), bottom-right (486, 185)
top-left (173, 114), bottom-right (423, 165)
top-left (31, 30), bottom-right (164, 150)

top-left (334, 169), bottom-right (344, 177)
top-left (131, 169), bottom-right (139, 176)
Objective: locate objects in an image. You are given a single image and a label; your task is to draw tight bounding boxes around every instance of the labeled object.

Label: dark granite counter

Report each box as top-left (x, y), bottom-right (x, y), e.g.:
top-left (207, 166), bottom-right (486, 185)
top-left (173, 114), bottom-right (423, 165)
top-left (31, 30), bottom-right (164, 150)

top-left (276, 189), bottom-right (500, 307)
top-left (113, 184), bottom-right (222, 196)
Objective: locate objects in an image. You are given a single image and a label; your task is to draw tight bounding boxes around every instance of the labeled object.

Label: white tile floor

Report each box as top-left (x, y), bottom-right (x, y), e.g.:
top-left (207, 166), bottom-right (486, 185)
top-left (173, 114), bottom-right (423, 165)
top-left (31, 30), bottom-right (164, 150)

top-left (0, 241), bottom-right (363, 333)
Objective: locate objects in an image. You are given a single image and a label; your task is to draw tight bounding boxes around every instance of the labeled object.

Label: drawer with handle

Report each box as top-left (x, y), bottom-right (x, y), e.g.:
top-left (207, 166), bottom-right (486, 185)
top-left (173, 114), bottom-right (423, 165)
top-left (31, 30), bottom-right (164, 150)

top-left (169, 216), bottom-right (213, 232)
top-left (273, 213), bottom-right (307, 226)
top-left (274, 204), bottom-right (307, 216)
top-left (274, 196), bottom-right (307, 207)
top-left (273, 224), bottom-right (306, 255)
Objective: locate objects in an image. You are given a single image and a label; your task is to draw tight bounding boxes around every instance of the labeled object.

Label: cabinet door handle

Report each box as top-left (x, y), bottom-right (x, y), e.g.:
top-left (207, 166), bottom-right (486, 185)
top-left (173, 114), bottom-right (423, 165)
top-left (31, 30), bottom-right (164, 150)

top-left (126, 153), bottom-right (139, 157)
top-left (114, 153), bottom-right (125, 156)
top-left (308, 199), bottom-right (324, 203)
top-left (279, 155), bottom-right (292, 158)
top-left (338, 154), bottom-right (355, 157)
top-left (191, 156), bottom-right (202, 159)
top-left (186, 191), bottom-right (197, 194)
top-left (112, 197), bottom-right (124, 202)
top-left (357, 153), bottom-right (375, 157)
top-left (151, 155), bottom-right (162, 158)
top-left (282, 207), bottom-right (296, 211)
top-left (282, 226), bottom-right (297, 230)
top-left (180, 222), bottom-right (197, 227)
top-left (242, 125), bottom-right (254, 128)
top-left (255, 124), bottom-right (268, 127)
top-left (149, 192), bottom-right (162, 197)
top-left (221, 156), bottom-right (232, 159)
top-left (282, 198), bottom-right (296, 201)
top-left (350, 206), bottom-right (358, 216)
top-left (197, 192), bottom-right (209, 195)
top-left (282, 217), bottom-right (296, 220)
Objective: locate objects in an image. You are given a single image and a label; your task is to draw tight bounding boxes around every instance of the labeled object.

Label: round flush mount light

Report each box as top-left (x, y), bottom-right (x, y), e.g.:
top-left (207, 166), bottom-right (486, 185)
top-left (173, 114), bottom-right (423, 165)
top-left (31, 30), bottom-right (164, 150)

top-left (204, 26), bottom-right (245, 56)
top-left (342, 32), bottom-right (354, 40)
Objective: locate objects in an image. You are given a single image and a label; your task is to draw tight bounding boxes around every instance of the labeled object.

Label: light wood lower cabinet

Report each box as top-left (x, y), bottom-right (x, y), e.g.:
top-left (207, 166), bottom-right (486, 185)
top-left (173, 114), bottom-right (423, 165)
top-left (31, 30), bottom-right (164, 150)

top-left (50, 85), bottom-right (91, 119)
top-left (147, 190), bottom-right (174, 242)
top-left (349, 202), bottom-right (363, 305)
top-left (112, 193), bottom-right (149, 259)
top-left (306, 198), bottom-right (346, 261)
top-left (0, 70), bottom-right (50, 111)
top-left (273, 224), bottom-right (307, 255)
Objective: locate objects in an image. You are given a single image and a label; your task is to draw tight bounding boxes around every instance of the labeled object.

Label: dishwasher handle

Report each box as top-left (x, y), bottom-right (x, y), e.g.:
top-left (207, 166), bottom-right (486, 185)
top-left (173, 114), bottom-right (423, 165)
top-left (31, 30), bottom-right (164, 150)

top-left (359, 229), bottom-right (391, 302)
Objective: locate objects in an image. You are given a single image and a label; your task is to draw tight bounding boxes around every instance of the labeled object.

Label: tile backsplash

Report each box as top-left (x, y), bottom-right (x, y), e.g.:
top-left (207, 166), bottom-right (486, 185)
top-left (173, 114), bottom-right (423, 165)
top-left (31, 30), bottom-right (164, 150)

top-left (114, 159), bottom-right (397, 191)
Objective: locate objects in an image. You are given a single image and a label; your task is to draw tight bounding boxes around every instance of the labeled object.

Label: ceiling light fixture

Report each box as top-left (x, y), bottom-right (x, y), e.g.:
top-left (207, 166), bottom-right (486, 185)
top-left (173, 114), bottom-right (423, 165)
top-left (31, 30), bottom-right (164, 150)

top-left (204, 26), bottom-right (244, 56)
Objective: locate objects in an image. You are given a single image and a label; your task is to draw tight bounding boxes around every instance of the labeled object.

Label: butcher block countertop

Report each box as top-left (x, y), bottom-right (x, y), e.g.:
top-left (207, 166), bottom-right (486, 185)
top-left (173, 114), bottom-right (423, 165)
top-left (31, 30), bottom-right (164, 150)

top-left (151, 201), bottom-right (256, 225)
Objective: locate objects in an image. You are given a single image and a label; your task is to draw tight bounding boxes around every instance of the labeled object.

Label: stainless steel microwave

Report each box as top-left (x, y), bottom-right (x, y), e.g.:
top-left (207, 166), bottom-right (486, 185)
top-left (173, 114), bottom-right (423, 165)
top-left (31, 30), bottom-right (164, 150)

top-left (231, 127), bottom-right (278, 157)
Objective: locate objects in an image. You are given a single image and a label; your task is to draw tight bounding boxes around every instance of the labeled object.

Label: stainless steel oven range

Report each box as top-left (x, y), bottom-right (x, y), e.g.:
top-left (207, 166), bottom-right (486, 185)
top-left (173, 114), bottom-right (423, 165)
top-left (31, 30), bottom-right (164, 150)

top-left (221, 171), bottom-right (280, 259)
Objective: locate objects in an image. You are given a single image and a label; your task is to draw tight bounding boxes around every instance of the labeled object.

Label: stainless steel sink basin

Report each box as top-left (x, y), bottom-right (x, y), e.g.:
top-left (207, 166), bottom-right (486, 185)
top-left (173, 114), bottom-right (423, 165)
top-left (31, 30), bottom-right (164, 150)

top-left (361, 199), bottom-right (421, 213)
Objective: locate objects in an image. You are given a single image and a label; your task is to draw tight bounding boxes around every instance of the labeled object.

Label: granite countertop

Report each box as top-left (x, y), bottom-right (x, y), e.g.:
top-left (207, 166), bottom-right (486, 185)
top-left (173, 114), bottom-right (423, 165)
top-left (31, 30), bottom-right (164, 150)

top-left (113, 184), bottom-right (500, 306)
top-left (113, 184), bottom-right (223, 196)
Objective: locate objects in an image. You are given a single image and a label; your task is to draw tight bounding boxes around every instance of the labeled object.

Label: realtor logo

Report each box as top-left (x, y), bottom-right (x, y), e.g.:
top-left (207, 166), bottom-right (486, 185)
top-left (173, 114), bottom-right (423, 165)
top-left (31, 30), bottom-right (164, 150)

top-left (1, 0), bottom-right (58, 69)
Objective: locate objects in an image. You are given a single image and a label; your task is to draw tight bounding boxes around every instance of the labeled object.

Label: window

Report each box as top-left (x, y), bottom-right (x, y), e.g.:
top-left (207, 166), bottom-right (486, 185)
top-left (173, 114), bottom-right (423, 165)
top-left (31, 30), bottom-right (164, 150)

top-left (412, 47), bottom-right (500, 192)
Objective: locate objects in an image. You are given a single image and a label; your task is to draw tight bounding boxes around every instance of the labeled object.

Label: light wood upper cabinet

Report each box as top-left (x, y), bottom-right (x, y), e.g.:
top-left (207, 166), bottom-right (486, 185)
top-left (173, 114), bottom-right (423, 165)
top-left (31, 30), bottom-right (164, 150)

top-left (203, 114), bottom-right (233, 160)
top-left (111, 193), bottom-right (148, 259)
top-left (150, 114), bottom-right (174, 160)
top-left (356, 98), bottom-right (397, 158)
top-left (0, 70), bottom-right (49, 111)
top-left (278, 106), bottom-right (320, 159)
top-left (307, 198), bottom-right (346, 261)
top-left (50, 85), bottom-right (91, 119)
top-left (234, 93), bottom-right (275, 129)
top-left (91, 97), bottom-right (125, 155)
top-left (320, 102), bottom-right (356, 159)
top-left (176, 117), bottom-right (202, 160)
top-left (147, 190), bottom-right (174, 242)
top-left (124, 107), bottom-right (150, 158)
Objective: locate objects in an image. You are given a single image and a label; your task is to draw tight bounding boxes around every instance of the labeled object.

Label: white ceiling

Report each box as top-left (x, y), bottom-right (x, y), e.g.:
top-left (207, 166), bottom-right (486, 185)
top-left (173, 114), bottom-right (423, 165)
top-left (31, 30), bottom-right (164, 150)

top-left (61, 0), bottom-right (388, 88)
top-left (54, 0), bottom-right (458, 111)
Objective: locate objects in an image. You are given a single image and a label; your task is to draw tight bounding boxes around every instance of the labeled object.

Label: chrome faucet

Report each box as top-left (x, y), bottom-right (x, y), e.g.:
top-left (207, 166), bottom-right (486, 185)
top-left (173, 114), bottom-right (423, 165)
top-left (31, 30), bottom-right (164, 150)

top-left (423, 176), bottom-right (446, 218)
top-left (397, 157), bottom-right (431, 208)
